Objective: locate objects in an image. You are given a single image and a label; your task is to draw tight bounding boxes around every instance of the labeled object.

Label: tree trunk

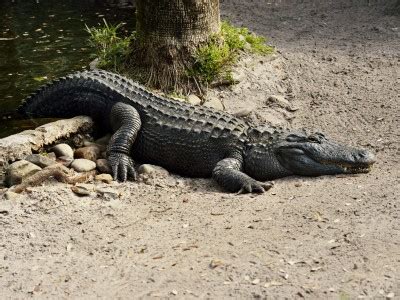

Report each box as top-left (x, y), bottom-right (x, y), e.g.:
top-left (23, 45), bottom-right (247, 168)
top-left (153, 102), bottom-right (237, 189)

top-left (129, 0), bottom-right (220, 93)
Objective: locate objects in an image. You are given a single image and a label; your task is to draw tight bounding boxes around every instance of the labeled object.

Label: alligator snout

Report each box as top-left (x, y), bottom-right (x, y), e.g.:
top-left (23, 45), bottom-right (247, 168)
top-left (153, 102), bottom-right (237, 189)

top-left (353, 149), bottom-right (376, 165)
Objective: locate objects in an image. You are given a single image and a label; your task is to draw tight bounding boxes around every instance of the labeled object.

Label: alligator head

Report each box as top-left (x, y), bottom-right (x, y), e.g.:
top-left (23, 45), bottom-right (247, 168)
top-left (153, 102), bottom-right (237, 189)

top-left (244, 129), bottom-right (376, 181)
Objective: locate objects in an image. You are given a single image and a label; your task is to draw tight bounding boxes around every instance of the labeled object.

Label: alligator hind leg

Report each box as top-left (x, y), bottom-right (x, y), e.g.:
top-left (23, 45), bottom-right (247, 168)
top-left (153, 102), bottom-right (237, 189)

top-left (108, 102), bottom-right (142, 181)
top-left (213, 158), bottom-right (274, 193)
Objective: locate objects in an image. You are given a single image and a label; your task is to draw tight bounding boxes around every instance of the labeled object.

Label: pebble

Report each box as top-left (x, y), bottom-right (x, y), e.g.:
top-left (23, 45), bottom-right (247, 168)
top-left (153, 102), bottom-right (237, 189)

top-left (57, 156), bottom-right (74, 167)
top-left (51, 144), bottom-right (74, 158)
top-left (96, 159), bottom-right (111, 174)
top-left (267, 95), bottom-right (290, 108)
top-left (96, 187), bottom-right (119, 199)
top-left (25, 154), bottom-right (57, 168)
top-left (138, 164), bottom-right (169, 177)
top-left (203, 96), bottom-right (225, 111)
top-left (95, 134), bottom-right (111, 145)
top-left (233, 107), bottom-right (253, 117)
top-left (70, 159), bottom-right (96, 172)
top-left (71, 184), bottom-right (94, 196)
top-left (74, 145), bottom-right (101, 161)
top-left (187, 94), bottom-right (202, 106)
top-left (4, 160), bottom-right (42, 187)
top-left (209, 259), bottom-right (224, 269)
top-left (3, 191), bottom-right (21, 200)
top-left (95, 174), bottom-right (113, 184)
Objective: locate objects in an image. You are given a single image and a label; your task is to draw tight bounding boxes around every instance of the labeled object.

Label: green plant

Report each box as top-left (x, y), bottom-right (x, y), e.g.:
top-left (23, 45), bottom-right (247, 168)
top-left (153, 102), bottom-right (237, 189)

top-left (86, 19), bottom-right (133, 70)
top-left (190, 21), bottom-right (274, 85)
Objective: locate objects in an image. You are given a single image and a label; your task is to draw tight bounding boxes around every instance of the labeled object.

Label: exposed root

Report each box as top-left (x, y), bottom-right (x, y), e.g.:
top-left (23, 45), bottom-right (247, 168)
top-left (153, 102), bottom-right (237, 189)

top-left (10, 164), bottom-right (97, 194)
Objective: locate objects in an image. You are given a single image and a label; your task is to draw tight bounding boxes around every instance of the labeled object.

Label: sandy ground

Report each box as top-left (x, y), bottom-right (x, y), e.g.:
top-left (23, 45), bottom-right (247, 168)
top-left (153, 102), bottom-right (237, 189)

top-left (1, 0), bottom-right (399, 298)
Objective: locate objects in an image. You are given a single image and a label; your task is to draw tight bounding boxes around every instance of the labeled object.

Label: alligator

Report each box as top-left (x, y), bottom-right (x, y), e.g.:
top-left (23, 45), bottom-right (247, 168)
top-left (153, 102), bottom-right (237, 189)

top-left (19, 70), bottom-right (375, 193)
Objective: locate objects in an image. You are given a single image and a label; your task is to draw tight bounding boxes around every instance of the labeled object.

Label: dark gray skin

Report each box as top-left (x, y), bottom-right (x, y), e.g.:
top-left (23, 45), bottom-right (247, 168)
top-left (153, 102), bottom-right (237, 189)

top-left (19, 70), bottom-right (375, 193)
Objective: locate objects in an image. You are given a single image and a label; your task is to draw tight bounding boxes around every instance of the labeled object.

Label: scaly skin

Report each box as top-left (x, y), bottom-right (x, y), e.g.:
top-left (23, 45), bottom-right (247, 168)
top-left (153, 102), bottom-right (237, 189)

top-left (19, 70), bottom-right (376, 193)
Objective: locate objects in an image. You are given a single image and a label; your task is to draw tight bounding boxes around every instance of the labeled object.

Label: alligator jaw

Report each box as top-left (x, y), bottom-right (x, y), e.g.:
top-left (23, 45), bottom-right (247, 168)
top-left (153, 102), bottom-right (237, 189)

top-left (336, 162), bottom-right (373, 174)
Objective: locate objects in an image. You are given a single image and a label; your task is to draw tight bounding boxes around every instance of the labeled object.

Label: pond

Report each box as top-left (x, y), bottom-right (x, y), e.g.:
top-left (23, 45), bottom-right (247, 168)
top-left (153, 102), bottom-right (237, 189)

top-left (0, 0), bottom-right (135, 138)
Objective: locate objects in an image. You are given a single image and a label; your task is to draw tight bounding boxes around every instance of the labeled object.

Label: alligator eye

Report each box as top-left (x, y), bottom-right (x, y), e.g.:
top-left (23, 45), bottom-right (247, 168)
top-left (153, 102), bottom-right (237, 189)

top-left (308, 135), bottom-right (320, 143)
top-left (286, 134), bottom-right (301, 142)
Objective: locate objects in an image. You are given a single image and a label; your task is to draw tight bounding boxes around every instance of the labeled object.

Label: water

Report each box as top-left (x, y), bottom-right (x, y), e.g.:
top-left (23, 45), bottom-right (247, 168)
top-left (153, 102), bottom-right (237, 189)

top-left (0, 0), bottom-right (134, 138)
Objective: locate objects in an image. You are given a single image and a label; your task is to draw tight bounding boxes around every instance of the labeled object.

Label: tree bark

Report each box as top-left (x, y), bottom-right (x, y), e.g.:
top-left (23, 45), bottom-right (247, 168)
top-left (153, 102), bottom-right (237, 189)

top-left (128, 0), bottom-right (220, 93)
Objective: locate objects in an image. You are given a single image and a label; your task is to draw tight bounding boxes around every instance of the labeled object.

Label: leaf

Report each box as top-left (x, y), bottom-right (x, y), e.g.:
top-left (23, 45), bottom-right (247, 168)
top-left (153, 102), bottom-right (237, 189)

top-left (33, 76), bottom-right (48, 82)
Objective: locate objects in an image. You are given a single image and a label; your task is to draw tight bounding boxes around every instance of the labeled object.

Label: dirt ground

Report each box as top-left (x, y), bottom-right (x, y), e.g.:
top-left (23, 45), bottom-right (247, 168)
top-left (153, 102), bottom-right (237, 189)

top-left (1, 0), bottom-right (399, 298)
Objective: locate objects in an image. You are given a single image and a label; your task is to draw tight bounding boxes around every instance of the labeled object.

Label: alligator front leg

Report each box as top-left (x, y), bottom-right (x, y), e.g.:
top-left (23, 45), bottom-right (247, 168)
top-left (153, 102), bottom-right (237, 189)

top-left (212, 158), bottom-right (273, 193)
top-left (108, 102), bottom-right (141, 181)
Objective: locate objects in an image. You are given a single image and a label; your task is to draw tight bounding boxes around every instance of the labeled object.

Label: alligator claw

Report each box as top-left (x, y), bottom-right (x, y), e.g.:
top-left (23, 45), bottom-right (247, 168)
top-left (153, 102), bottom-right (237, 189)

top-left (108, 152), bottom-right (136, 182)
top-left (237, 180), bottom-right (274, 194)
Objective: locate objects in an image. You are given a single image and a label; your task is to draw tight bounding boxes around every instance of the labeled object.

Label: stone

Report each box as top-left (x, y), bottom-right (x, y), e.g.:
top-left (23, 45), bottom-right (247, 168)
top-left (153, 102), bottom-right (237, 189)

top-left (47, 152), bottom-right (57, 160)
top-left (187, 94), bottom-right (202, 106)
top-left (95, 134), bottom-right (112, 146)
top-left (51, 144), bottom-right (74, 158)
top-left (70, 159), bottom-right (96, 172)
top-left (233, 107), bottom-right (254, 117)
top-left (25, 154), bottom-right (57, 168)
top-left (4, 160), bottom-right (42, 187)
top-left (0, 116), bottom-right (93, 164)
top-left (138, 164), bottom-right (169, 177)
top-left (96, 187), bottom-right (119, 199)
top-left (57, 156), bottom-right (74, 167)
top-left (96, 159), bottom-right (111, 174)
top-left (71, 184), bottom-right (94, 196)
top-left (267, 95), bottom-right (290, 108)
top-left (203, 97), bottom-right (225, 111)
top-left (74, 145), bottom-right (101, 162)
top-left (3, 191), bottom-right (21, 201)
top-left (95, 174), bottom-right (113, 184)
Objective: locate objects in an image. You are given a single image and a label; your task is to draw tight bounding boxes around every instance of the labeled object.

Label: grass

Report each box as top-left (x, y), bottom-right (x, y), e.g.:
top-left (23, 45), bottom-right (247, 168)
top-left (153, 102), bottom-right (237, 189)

top-left (86, 19), bottom-right (133, 71)
top-left (86, 20), bottom-right (274, 90)
top-left (190, 21), bottom-right (274, 85)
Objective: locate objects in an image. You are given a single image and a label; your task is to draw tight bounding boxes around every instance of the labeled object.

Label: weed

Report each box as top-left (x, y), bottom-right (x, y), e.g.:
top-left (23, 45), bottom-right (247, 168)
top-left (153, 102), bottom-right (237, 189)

top-left (86, 20), bottom-right (273, 91)
top-left (86, 19), bottom-right (133, 70)
top-left (190, 21), bottom-right (274, 85)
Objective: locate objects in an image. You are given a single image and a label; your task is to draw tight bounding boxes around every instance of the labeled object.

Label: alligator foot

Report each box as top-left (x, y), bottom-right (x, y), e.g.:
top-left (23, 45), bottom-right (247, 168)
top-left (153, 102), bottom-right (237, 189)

top-left (108, 152), bottom-right (137, 182)
top-left (237, 180), bottom-right (274, 194)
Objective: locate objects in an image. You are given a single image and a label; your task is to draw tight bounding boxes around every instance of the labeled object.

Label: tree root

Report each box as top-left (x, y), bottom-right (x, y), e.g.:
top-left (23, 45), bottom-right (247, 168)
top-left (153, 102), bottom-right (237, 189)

top-left (10, 164), bottom-right (97, 194)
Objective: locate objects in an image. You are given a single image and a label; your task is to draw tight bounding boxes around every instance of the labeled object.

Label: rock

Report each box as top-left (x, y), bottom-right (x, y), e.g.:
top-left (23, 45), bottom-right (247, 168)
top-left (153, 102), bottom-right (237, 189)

top-left (83, 141), bottom-right (106, 151)
top-left (3, 191), bottom-right (21, 201)
top-left (233, 107), bottom-right (254, 117)
top-left (96, 187), bottom-right (119, 199)
top-left (71, 184), bottom-right (94, 196)
top-left (89, 58), bottom-right (99, 70)
top-left (187, 94), bottom-right (202, 106)
top-left (25, 154), bottom-right (57, 168)
top-left (95, 174), bottom-right (113, 184)
top-left (267, 95), bottom-right (290, 107)
top-left (74, 145), bottom-right (101, 162)
top-left (57, 156), bottom-right (74, 167)
top-left (70, 159), bottom-right (96, 172)
top-left (0, 199), bottom-right (22, 215)
top-left (0, 116), bottom-right (93, 164)
top-left (95, 134), bottom-right (112, 146)
top-left (96, 159), bottom-right (111, 174)
top-left (51, 144), bottom-right (74, 158)
top-left (47, 152), bottom-right (57, 160)
top-left (203, 97), bottom-right (225, 111)
top-left (4, 160), bottom-right (42, 187)
top-left (138, 164), bottom-right (169, 177)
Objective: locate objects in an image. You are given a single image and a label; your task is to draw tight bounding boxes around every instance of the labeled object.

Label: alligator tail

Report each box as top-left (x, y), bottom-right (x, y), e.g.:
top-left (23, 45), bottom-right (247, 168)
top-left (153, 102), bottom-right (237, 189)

top-left (18, 71), bottom-right (119, 122)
